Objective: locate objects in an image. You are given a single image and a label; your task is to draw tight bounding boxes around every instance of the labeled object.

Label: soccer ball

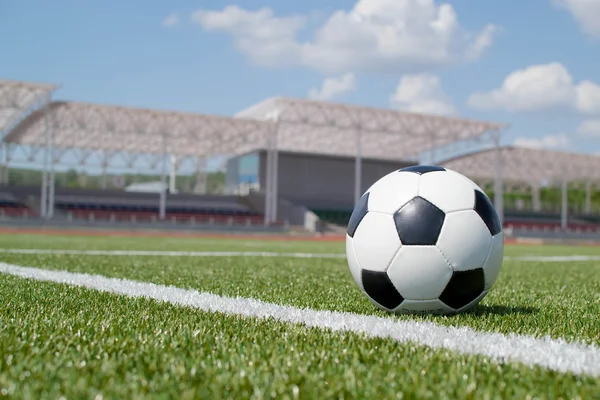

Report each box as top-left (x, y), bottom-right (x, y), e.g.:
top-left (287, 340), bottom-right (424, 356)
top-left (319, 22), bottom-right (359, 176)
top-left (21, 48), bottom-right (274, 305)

top-left (346, 165), bottom-right (503, 315)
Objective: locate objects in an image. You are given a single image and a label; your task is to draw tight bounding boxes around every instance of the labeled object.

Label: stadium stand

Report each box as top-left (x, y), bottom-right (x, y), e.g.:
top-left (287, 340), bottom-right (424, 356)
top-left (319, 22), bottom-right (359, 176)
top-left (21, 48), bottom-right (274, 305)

top-left (503, 211), bottom-right (598, 232)
top-left (1, 186), bottom-right (264, 226)
top-left (441, 147), bottom-right (600, 234)
top-left (3, 79), bottom-right (600, 238)
top-left (0, 191), bottom-right (33, 218)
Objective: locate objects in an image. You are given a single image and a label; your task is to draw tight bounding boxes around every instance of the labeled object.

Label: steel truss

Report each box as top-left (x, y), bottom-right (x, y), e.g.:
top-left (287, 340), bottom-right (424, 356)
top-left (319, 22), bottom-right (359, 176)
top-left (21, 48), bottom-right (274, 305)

top-left (1, 92), bottom-right (271, 220)
top-left (442, 146), bottom-right (600, 230)
top-left (1, 80), bottom-right (508, 227)
top-left (0, 80), bottom-right (59, 217)
top-left (236, 97), bottom-right (506, 225)
top-left (0, 80), bottom-right (58, 183)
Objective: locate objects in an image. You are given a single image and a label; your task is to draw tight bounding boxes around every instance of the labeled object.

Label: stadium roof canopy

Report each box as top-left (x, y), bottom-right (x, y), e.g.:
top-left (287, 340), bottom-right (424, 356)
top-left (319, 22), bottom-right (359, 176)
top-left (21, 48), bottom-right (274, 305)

top-left (0, 80), bottom-right (58, 137)
top-left (1, 80), bottom-right (505, 162)
top-left (441, 146), bottom-right (600, 185)
top-left (236, 97), bottom-right (505, 160)
top-left (3, 100), bottom-right (268, 157)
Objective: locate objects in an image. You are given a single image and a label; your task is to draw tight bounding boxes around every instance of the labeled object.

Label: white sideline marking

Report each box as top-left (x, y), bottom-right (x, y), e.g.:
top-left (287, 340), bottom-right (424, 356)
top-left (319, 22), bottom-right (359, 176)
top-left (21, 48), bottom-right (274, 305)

top-left (1, 248), bottom-right (600, 262)
top-left (0, 262), bottom-right (598, 378)
top-left (505, 255), bottom-right (600, 262)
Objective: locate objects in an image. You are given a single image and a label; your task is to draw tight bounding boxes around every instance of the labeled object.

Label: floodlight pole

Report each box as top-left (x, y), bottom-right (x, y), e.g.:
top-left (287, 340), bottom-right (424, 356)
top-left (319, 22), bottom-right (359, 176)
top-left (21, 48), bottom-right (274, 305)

top-left (159, 134), bottom-right (167, 220)
top-left (492, 129), bottom-right (504, 226)
top-left (354, 126), bottom-right (363, 205)
top-left (560, 179), bottom-right (568, 231)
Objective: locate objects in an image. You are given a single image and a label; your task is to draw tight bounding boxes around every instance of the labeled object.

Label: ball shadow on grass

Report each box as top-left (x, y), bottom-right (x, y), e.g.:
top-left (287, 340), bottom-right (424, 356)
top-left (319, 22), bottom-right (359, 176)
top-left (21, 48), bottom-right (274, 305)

top-left (464, 304), bottom-right (539, 316)
top-left (389, 304), bottom-right (539, 318)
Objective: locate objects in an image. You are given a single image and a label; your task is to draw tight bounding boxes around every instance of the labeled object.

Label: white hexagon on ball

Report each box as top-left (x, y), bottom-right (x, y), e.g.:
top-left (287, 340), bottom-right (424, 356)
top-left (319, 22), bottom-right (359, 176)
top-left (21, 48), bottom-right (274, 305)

top-left (418, 170), bottom-right (477, 213)
top-left (345, 165), bottom-right (504, 315)
top-left (352, 212), bottom-right (401, 273)
top-left (366, 171), bottom-right (420, 214)
top-left (436, 210), bottom-right (492, 272)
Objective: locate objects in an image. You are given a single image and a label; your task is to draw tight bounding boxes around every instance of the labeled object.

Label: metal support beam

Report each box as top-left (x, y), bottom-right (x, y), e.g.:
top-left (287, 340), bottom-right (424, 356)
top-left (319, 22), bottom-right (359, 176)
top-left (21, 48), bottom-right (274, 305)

top-left (354, 127), bottom-right (363, 205)
top-left (270, 122), bottom-right (280, 224)
top-left (159, 135), bottom-right (167, 220)
top-left (531, 184), bottom-right (541, 212)
top-left (262, 111), bottom-right (279, 225)
top-left (40, 97), bottom-right (51, 219)
top-left (585, 181), bottom-right (591, 214)
top-left (48, 125), bottom-right (55, 218)
top-left (169, 155), bottom-right (177, 194)
top-left (429, 130), bottom-right (436, 164)
top-left (561, 180), bottom-right (568, 231)
top-left (0, 140), bottom-right (7, 185)
top-left (493, 129), bottom-right (504, 226)
top-left (193, 156), bottom-right (207, 194)
top-left (48, 139), bottom-right (56, 218)
top-left (263, 147), bottom-right (272, 226)
top-left (100, 151), bottom-right (108, 190)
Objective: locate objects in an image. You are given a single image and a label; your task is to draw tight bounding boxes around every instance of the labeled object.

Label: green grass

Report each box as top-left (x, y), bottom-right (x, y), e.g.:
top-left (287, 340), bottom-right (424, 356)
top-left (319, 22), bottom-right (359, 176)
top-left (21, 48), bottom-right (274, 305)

top-left (1, 274), bottom-right (598, 399)
top-left (0, 233), bottom-right (599, 398)
top-left (0, 249), bottom-right (598, 345)
top-left (3, 232), bottom-right (600, 256)
top-left (0, 233), bottom-right (344, 254)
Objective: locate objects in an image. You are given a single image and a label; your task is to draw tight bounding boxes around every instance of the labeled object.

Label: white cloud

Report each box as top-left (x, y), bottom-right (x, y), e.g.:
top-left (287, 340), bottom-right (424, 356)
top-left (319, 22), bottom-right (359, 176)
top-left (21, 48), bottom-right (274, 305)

top-left (308, 73), bottom-right (356, 101)
top-left (467, 62), bottom-right (600, 114)
top-left (513, 134), bottom-right (571, 150)
top-left (390, 73), bottom-right (455, 115)
top-left (191, 6), bottom-right (305, 67)
top-left (577, 119), bottom-right (600, 137)
top-left (162, 13), bottom-right (180, 27)
top-left (554, 0), bottom-right (600, 38)
top-left (191, 0), bottom-right (497, 74)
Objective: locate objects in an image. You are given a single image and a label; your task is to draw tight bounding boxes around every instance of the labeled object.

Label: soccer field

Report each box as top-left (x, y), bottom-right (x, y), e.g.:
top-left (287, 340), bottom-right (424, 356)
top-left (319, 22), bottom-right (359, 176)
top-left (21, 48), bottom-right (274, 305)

top-left (0, 233), bottom-right (598, 399)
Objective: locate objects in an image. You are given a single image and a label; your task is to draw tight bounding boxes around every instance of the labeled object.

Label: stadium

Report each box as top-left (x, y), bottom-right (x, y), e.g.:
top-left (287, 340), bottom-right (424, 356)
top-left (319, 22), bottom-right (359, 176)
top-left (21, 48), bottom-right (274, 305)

top-left (1, 77), bottom-right (599, 399)
top-left (2, 80), bottom-right (600, 241)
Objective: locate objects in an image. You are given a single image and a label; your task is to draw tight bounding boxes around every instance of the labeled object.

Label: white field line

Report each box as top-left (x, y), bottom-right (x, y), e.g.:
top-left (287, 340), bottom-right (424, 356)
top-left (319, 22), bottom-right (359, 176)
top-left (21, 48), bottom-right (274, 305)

top-left (0, 261), bottom-right (598, 378)
top-left (0, 248), bottom-right (346, 259)
top-left (1, 248), bottom-right (600, 262)
top-left (504, 255), bottom-right (600, 262)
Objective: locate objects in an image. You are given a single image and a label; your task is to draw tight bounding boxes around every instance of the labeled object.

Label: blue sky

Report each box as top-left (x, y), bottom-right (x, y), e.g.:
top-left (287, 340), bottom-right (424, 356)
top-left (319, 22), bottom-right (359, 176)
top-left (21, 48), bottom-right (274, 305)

top-left (2, 0), bottom-right (600, 162)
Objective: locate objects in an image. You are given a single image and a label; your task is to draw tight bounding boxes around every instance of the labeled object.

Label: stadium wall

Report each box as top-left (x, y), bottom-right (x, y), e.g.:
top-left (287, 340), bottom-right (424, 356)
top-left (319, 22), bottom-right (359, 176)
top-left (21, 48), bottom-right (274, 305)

top-left (227, 150), bottom-right (413, 207)
top-left (226, 150), bottom-right (414, 225)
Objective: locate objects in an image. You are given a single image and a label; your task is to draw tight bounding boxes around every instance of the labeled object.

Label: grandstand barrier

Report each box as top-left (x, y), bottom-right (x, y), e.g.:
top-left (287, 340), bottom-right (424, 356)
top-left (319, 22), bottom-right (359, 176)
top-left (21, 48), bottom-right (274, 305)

top-left (2, 185), bottom-right (600, 237)
top-left (55, 209), bottom-right (271, 227)
top-left (0, 186), bottom-right (291, 232)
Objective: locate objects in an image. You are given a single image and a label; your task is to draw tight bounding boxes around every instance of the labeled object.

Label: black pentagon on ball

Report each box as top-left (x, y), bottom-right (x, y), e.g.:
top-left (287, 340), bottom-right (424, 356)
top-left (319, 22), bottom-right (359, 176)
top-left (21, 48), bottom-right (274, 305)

top-left (393, 196), bottom-right (445, 245)
top-left (474, 190), bottom-right (502, 236)
top-left (347, 192), bottom-right (370, 238)
top-left (399, 165), bottom-right (446, 175)
top-left (361, 270), bottom-right (404, 310)
top-left (439, 268), bottom-right (485, 310)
